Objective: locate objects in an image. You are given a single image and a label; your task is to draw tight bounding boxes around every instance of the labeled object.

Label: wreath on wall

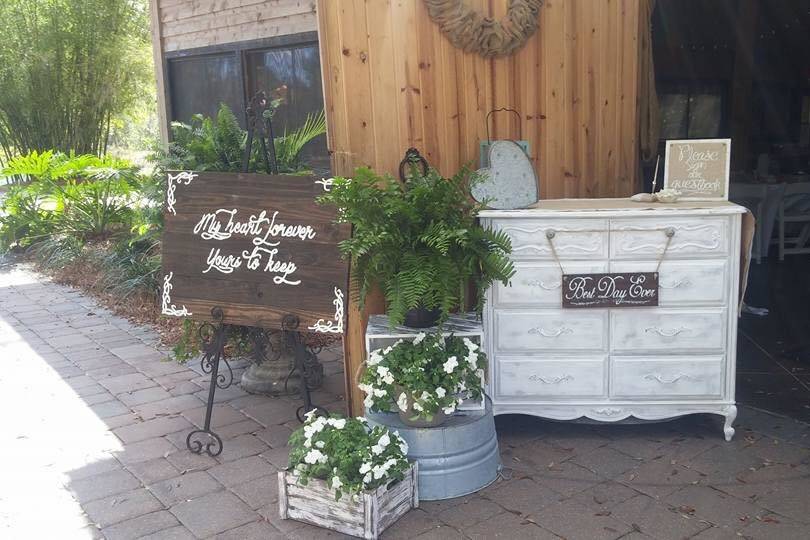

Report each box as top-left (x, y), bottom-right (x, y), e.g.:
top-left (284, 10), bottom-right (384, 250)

top-left (423, 0), bottom-right (544, 58)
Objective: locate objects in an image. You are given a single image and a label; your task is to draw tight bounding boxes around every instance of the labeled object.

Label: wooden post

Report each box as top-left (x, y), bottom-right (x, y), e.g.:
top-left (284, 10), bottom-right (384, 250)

top-left (730, 0), bottom-right (759, 171)
top-left (148, 0), bottom-right (169, 145)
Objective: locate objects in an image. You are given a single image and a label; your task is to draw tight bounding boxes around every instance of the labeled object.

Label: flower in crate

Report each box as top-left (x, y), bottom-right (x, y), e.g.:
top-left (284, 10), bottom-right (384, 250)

top-left (288, 413), bottom-right (409, 501)
top-left (359, 332), bottom-right (487, 423)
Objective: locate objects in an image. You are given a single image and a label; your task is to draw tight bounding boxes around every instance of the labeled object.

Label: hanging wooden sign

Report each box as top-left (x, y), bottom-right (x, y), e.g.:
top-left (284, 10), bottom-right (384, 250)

top-left (161, 171), bottom-right (350, 331)
top-left (562, 273), bottom-right (659, 308)
top-left (663, 139), bottom-right (731, 201)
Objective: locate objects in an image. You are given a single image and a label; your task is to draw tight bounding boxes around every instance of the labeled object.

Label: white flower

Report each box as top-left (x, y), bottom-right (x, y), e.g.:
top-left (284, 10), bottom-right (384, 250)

top-left (399, 440), bottom-right (409, 454)
top-left (304, 449), bottom-right (327, 464)
top-left (363, 472), bottom-right (372, 484)
top-left (304, 409), bottom-right (318, 421)
top-left (397, 392), bottom-right (409, 412)
top-left (373, 388), bottom-right (387, 398)
top-left (372, 464), bottom-right (385, 479)
top-left (358, 383), bottom-right (373, 394)
top-left (458, 380), bottom-right (467, 392)
top-left (443, 404), bottom-right (456, 415)
top-left (412, 332), bottom-right (427, 345)
top-left (381, 372), bottom-right (395, 385)
top-left (359, 462), bottom-right (372, 474)
top-left (304, 438), bottom-right (312, 448)
top-left (378, 433), bottom-right (391, 447)
top-left (331, 475), bottom-right (343, 490)
top-left (357, 416), bottom-right (369, 424)
top-left (364, 394), bottom-right (374, 408)
top-left (465, 352), bottom-right (478, 369)
top-left (420, 390), bottom-right (431, 401)
top-left (367, 350), bottom-right (384, 366)
top-left (412, 401), bottom-right (424, 412)
top-left (303, 416), bottom-right (327, 439)
top-left (476, 368), bottom-right (485, 382)
top-left (443, 356), bottom-right (458, 374)
top-left (435, 387), bottom-right (446, 398)
top-left (463, 337), bottom-right (479, 352)
top-left (327, 418), bottom-right (347, 429)
top-left (315, 440), bottom-right (325, 448)
top-left (383, 346), bottom-right (393, 355)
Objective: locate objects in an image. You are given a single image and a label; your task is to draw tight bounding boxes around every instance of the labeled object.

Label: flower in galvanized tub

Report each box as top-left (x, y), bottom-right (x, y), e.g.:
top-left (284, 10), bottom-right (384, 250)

top-left (359, 333), bottom-right (487, 427)
top-left (288, 413), bottom-right (409, 501)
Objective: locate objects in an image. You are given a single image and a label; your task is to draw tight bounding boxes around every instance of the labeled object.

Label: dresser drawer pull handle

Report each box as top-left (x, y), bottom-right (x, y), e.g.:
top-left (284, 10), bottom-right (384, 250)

top-left (528, 374), bottom-right (573, 384)
top-left (528, 326), bottom-right (573, 337)
top-left (644, 373), bottom-right (698, 384)
top-left (525, 279), bottom-right (561, 290)
top-left (644, 326), bottom-right (688, 337)
top-left (659, 278), bottom-right (692, 289)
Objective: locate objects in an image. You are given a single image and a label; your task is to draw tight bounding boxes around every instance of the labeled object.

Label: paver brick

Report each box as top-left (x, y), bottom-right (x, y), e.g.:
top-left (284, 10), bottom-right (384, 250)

top-left (436, 497), bottom-right (501, 529)
top-left (133, 395), bottom-right (205, 421)
top-left (148, 471), bottom-right (223, 506)
top-left (208, 455), bottom-right (277, 487)
top-left (664, 485), bottom-right (767, 528)
top-left (118, 386), bottom-right (174, 407)
top-left (115, 437), bottom-right (177, 465)
top-left (170, 491), bottom-right (256, 538)
top-left (609, 494), bottom-right (711, 539)
top-left (83, 487), bottom-right (163, 528)
top-left (101, 510), bottom-right (180, 540)
top-left (114, 416), bottom-right (193, 444)
top-left (213, 520), bottom-right (287, 540)
top-left (463, 511), bottom-right (559, 540)
top-left (125, 457), bottom-right (182, 485)
top-left (99, 373), bottom-right (159, 395)
top-left (486, 478), bottom-right (562, 516)
top-left (140, 525), bottom-right (196, 540)
top-left (68, 468), bottom-right (141, 504)
top-left (530, 498), bottom-right (633, 540)
top-left (229, 475), bottom-right (279, 509)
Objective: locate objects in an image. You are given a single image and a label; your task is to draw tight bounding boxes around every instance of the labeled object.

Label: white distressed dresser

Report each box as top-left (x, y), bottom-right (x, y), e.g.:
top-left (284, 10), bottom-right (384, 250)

top-left (479, 199), bottom-right (749, 440)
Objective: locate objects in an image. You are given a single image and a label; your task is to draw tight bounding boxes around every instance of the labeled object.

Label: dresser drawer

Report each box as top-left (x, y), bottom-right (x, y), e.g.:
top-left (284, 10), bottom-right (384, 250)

top-left (611, 356), bottom-right (724, 399)
top-left (610, 309), bottom-right (726, 353)
top-left (495, 310), bottom-right (607, 352)
top-left (609, 259), bottom-right (727, 306)
top-left (610, 217), bottom-right (728, 259)
top-left (495, 261), bottom-right (608, 307)
top-left (492, 218), bottom-right (608, 260)
top-left (497, 357), bottom-right (606, 398)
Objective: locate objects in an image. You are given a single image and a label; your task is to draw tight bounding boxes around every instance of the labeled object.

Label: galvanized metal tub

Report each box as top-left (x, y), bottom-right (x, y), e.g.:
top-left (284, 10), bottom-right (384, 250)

top-left (367, 398), bottom-right (500, 500)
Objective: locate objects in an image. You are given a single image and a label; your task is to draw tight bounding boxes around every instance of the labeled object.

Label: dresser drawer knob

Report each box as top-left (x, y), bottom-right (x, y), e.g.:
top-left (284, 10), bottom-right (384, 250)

top-left (659, 278), bottom-right (692, 289)
top-left (644, 373), bottom-right (698, 384)
top-left (644, 326), bottom-right (688, 337)
top-left (528, 326), bottom-right (573, 337)
top-left (528, 374), bottom-right (573, 384)
top-left (525, 279), bottom-right (561, 290)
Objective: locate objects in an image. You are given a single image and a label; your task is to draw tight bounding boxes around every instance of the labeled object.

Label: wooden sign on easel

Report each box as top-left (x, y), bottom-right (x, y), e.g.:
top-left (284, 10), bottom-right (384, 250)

top-left (161, 171), bottom-right (350, 332)
top-left (663, 139), bottom-right (731, 201)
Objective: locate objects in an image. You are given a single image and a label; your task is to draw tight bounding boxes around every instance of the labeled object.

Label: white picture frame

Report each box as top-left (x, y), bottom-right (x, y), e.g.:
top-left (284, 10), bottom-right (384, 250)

top-left (663, 138), bottom-right (731, 201)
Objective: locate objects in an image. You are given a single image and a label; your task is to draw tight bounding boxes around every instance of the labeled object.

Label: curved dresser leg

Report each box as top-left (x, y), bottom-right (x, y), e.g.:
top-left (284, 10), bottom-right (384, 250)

top-left (723, 405), bottom-right (737, 442)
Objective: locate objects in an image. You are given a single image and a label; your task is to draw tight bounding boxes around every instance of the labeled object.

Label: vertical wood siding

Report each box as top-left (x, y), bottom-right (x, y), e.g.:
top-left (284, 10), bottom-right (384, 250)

top-left (317, 0), bottom-right (644, 414)
top-left (157, 0), bottom-right (318, 52)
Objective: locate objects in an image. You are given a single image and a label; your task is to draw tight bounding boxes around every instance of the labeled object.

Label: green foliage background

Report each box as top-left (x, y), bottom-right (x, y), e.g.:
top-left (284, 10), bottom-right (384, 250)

top-left (0, 0), bottom-right (155, 160)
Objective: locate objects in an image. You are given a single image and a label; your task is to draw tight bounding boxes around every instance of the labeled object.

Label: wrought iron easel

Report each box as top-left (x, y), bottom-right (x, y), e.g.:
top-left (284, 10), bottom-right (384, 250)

top-left (242, 90), bottom-right (279, 175)
top-left (185, 92), bottom-right (328, 458)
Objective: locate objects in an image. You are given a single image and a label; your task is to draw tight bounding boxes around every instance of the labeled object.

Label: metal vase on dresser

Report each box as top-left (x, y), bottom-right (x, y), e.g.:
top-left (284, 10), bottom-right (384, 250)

top-left (479, 199), bottom-right (748, 441)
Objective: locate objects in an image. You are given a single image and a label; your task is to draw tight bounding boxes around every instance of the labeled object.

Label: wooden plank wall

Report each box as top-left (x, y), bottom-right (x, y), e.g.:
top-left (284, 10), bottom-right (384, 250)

top-left (317, 0), bottom-right (645, 415)
top-left (156, 0), bottom-right (318, 52)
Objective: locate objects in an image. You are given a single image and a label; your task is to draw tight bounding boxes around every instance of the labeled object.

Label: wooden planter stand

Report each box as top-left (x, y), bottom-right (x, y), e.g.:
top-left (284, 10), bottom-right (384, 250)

top-left (278, 463), bottom-right (419, 539)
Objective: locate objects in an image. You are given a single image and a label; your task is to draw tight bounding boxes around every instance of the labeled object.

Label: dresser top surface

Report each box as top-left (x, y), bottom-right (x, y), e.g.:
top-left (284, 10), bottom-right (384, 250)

top-left (479, 198), bottom-right (747, 218)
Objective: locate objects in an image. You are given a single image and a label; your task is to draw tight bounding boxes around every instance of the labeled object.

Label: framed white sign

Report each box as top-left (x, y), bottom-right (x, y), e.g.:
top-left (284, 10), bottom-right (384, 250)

top-left (663, 138), bottom-right (731, 201)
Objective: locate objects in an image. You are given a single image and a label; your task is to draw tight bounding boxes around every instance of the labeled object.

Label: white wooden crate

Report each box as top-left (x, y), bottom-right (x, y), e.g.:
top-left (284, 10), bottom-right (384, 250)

top-left (278, 463), bottom-right (419, 539)
top-left (365, 313), bottom-right (485, 411)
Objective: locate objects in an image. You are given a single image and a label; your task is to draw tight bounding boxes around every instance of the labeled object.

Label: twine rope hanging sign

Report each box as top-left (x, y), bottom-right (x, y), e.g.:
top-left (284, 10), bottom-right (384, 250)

top-left (423, 0), bottom-right (544, 58)
top-left (545, 227), bottom-right (676, 308)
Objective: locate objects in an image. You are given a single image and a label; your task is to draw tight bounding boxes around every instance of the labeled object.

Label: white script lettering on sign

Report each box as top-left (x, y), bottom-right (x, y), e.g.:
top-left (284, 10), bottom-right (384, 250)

top-left (562, 272), bottom-right (659, 308)
top-left (663, 139), bottom-right (730, 201)
top-left (193, 209), bottom-right (312, 285)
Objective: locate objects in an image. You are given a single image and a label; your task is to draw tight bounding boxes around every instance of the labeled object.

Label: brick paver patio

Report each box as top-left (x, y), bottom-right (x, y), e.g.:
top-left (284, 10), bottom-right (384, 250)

top-left (2, 259), bottom-right (810, 539)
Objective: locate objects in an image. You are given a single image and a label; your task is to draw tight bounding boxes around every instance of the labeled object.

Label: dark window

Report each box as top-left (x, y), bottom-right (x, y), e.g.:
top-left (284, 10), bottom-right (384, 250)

top-left (658, 82), bottom-right (725, 140)
top-left (246, 43), bottom-right (327, 170)
top-left (164, 34), bottom-right (329, 173)
top-left (167, 53), bottom-right (243, 126)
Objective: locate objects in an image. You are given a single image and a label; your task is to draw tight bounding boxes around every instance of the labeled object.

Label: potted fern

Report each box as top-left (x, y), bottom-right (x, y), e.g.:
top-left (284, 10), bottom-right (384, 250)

top-left (318, 166), bottom-right (514, 328)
